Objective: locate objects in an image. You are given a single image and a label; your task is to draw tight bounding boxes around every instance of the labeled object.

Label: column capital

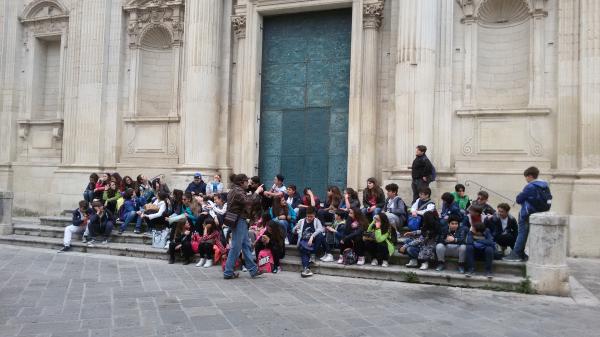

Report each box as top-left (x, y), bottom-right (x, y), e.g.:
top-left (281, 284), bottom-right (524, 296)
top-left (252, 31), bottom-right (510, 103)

top-left (231, 15), bottom-right (247, 39)
top-left (363, 1), bottom-right (384, 30)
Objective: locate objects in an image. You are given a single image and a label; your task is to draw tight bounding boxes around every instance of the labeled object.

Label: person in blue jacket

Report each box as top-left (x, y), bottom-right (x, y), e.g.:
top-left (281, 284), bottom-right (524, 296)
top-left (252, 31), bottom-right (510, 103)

top-left (118, 188), bottom-right (142, 234)
top-left (504, 166), bottom-right (551, 262)
top-left (465, 221), bottom-right (495, 278)
top-left (185, 172), bottom-right (207, 196)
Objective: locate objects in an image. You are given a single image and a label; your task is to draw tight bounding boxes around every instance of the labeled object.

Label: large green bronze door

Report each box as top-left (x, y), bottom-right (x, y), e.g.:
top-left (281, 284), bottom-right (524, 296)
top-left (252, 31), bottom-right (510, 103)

top-left (259, 9), bottom-right (351, 197)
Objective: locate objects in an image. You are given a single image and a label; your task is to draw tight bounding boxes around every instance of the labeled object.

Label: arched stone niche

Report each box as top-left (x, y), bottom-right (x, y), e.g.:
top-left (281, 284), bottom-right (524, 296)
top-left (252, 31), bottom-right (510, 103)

top-left (18, 0), bottom-right (69, 161)
top-left (122, 0), bottom-right (184, 164)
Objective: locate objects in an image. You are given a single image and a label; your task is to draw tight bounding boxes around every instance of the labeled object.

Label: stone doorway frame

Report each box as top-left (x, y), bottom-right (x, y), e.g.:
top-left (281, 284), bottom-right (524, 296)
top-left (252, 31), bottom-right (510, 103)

top-left (234, 0), bottom-right (383, 189)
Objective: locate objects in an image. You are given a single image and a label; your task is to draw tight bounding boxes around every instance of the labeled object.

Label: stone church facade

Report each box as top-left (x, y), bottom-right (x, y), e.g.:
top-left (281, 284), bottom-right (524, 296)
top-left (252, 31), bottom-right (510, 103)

top-left (0, 0), bottom-right (598, 256)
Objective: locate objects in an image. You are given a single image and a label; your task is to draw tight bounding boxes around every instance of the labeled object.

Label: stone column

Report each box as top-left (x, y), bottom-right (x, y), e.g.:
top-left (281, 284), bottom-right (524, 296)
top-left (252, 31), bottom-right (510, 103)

top-left (0, 191), bottom-right (13, 235)
top-left (394, 0), bottom-right (438, 169)
top-left (230, 14), bottom-right (247, 173)
top-left (526, 213), bottom-right (570, 296)
top-left (579, 0), bottom-right (600, 171)
top-left (529, 3), bottom-right (547, 107)
top-left (181, 0), bottom-right (223, 170)
top-left (359, 1), bottom-right (384, 184)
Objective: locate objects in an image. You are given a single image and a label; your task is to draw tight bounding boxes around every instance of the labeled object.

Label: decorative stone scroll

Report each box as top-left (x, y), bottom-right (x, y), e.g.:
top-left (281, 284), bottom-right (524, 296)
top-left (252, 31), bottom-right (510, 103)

top-left (363, 1), bottom-right (384, 30)
top-left (124, 0), bottom-right (185, 48)
top-left (231, 15), bottom-right (246, 39)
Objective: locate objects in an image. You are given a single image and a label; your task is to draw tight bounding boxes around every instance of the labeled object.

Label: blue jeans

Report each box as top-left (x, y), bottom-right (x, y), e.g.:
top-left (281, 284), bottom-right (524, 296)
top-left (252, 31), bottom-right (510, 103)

top-left (512, 219), bottom-right (530, 258)
top-left (361, 207), bottom-right (381, 219)
top-left (275, 219), bottom-right (290, 239)
top-left (466, 244), bottom-right (494, 273)
top-left (224, 218), bottom-right (258, 277)
top-left (121, 211), bottom-right (142, 232)
top-left (406, 245), bottom-right (420, 259)
top-left (299, 245), bottom-right (312, 269)
top-left (83, 190), bottom-right (94, 203)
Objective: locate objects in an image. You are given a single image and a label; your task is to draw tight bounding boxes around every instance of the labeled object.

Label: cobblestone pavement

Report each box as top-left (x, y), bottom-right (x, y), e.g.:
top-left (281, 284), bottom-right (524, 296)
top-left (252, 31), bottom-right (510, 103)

top-left (1, 245), bottom-right (599, 337)
top-left (569, 258), bottom-right (600, 299)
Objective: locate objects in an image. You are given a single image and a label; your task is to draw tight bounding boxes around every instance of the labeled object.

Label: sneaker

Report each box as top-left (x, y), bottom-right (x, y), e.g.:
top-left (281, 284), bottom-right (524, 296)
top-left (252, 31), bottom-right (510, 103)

top-left (196, 258), bottom-right (206, 267)
top-left (87, 239), bottom-right (96, 247)
top-left (310, 254), bottom-right (316, 263)
top-left (419, 262), bottom-right (429, 270)
top-left (435, 263), bottom-right (446, 272)
top-left (502, 252), bottom-right (523, 262)
top-left (168, 257), bottom-right (175, 264)
top-left (284, 237), bottom-right (290, 245)
top-left (301, 268), bottom-right (313, 278)
top-left (465, 269), bottom-right (475, 277)
top-left (58, 246), bottom-right (71, 253)
top-left (485, 271), bottom-right (493, 279)
top-left (320, 253), bottom-right (334, 262)
top-left (183, 258), bottom-right (191, 265)
top-left (382, 261), bottom-right (389, 268)
top-left (371, 259), bottom-right (378, 266)
top-left (242, 266), bottom-right (248, 272)
top-left (457, 265), bottom-right (465, 274)
top-left (203, 259), bottom-right (213, 268)
top-left (101, 240), bottom-right (108, 245)
top-left (251, 270), bottom-right (264, 278)
top-left (133, 230), bottom-right (141, 234)
top-left (164, 240), bottom-right (170, 249)
top-left (337, 256), bottom-right (343, 264)
top-left (357, 256), bottom-right (365, 265)
top-left (224, 272), bottom-right (239, 280)
top-left (272, 266), bottom-right (279, 274)
top-left (117, 230), bottom-right (123, 235)
top-left (405, 259), bottom-right (418, 268)
top-left (81, 236), bottom-right (88, 243)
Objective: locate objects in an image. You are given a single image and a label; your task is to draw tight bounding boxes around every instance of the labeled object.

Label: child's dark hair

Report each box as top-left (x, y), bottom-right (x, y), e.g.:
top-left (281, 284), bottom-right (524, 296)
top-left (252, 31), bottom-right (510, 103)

top-left (385, 183), bottom-right (399, 193)
top-left (334, 209), bottom-right (347, 220)
top-left (79, 200), bottom-right (89, 209)
top-left (158, 192), bottom-right (169, 200)
top-left (448, 214), bottom-right (461, 224)
top-left (497, 203), bottom-right (511, 212)
top-left (377, 213), bottom-right (391, 235)
top-left (89, 173), bottom-right (99, 182)
top-left (416, 145), bottom-right (427, 153)
top-left (421, 211), bottom-right (439, 239)
top-left (477, 190), bottom-right (489, 200)
top-left (275, 174), bottom-right (284, 183)
top-left (204, 217), bottom-right (216, 233)
top-left (288, 184), bottom-right (297, 192)
top-left (468, 205), bottom-right (483, 215)
top-left (345, 187), bottom-right (359, 200)
top-left (250, 175), bottom-right (261, 184)
top-left (441, 192), bottom-right (455, 204)
top-left (473, 222), bottom-right (486, 233)
top-left (261, 212), bottom-right (271, 224)
top-left (524, 166), bottom-right (540, 179)
top-left (267, 220), bottom-right (284, 246)
top-left (419, 187), bottom-right (432, 197)
top-left (124, 188), bottom-right (134, 199)
top-left (455, 183), bottom-right (465, 192)
top-left (306, 206), bottom-right (316, 215)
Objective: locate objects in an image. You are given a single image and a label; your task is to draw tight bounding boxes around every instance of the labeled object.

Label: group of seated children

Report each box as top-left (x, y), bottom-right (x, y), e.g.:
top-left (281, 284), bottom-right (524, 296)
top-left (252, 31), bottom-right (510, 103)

top-left (61, 166), bottom-right (543, 280)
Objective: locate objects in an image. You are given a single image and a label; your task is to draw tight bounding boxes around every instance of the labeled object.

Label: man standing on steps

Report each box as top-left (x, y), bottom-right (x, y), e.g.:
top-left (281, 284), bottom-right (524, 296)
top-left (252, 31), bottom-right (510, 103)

top-left (58, 200), bottom-right (93, 253)
top-left (411, 145), bottom-right (434, 203)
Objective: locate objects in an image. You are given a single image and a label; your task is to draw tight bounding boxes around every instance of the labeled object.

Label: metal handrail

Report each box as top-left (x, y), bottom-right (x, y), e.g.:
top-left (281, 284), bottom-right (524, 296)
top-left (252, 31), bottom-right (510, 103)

top-left (464, 180), bottom-right (516, 206)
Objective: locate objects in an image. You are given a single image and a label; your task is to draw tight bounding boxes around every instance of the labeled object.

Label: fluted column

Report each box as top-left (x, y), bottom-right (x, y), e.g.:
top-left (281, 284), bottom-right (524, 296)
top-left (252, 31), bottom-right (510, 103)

top-left (359, 1), bottom-right (384, 183)
top-left (62, 0), bottom-right (111, 166)
top-left (181, 0), bottom-right (223, 169)
top-left (579, 0), bottom-right (600, 172)
top-left (394, 0), bottom-right (438, 169)
top-left (229, 14), bottom-right (246, 173)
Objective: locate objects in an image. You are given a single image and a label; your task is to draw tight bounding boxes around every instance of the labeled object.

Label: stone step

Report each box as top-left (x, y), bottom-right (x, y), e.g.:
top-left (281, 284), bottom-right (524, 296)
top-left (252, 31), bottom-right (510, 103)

top-left (277, 255), bottom-right (525, 292)
top-left (41, 216), bottom-right (139, 230)
top-left (13, 223), bottom-right (153, 245)
top-left (284, 244), bottom-right (525, 277)
top-left (0, 234), bottom-right (528, 293)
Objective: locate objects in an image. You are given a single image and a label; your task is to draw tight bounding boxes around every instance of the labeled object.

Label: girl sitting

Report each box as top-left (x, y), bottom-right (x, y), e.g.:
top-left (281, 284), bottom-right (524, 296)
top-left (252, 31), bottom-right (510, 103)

top-left (118, 188), bottom-right (141, 234)
top-left (337, 207), bottom-right (369, 265)
top-left (399, 211), bottom-right (440, 270)
top-left (297, 188), bottom-right (320, 220)
top-left (269, 196), bottom-right (296, 242)
top-left (339, 188), bottom-right (361, 213)
top-left (196, 218), bottom-right (225, 268)
top-left (255, 220), bottom-right (286, 273)
top-left (317, 186), bottom-right (342, 224)
top-left (364, 213), bottom-right (395, 267)
top-left (361, 177), bottom-right (385, 220)
top-left (102, 180), bottom-right (123, 215)
top-left (167, 219), bottom-right (193, 265)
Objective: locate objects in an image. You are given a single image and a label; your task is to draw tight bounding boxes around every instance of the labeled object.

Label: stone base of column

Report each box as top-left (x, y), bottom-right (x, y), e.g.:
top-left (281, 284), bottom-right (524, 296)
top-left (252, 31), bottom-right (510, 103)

top-left (526, 212), bottom-right (570, 296)
top-left (0, 191), bottom-right (14, 235)
top-left (0, 164), bottom-right (13, 191)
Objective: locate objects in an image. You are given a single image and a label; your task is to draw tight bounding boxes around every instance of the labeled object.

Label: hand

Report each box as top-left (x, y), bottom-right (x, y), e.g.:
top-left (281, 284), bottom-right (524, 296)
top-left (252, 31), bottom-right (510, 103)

top-left (261, 236), bottom-right (270, 244)
top-left (411, 211), bottom-right (417, 217)
top-left (308, 238), bottom-right (313, 247)
top-left (255, 184), bottom-right (265, 194)
top-left (446, 235), bottom-right (454, 243)
top-left (369, 206), bottom-right (375, 212)
top-left (399, 246), bottom-right (406, 254)
top-left (136, 211), bottom-right (142, 215)
top-left (422, 177), bottom-right (427, 182)
top-left (184, 230), bottom-right (190, 235)
top-left (278, 215), bottom-right (286, 220)
top-left (403, 232), bottom-right (413, 237)
top-left (375, 222), bottom-right (381, 229)
top-left (339, 239), bottom-right (344, 245)
top-left (307, 190), bottom-right (313, 196)
top-left (175, 244), bottom-right (182, 250)
top-left (184, 213), bottom-right (188, 218)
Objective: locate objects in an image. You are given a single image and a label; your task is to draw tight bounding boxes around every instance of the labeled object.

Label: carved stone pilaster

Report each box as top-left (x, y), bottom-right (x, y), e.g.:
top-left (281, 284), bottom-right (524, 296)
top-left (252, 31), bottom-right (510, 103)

top-left (231, 15), bottom-right (246, 39)
top-left (363, 1), bottom-right (384, 30)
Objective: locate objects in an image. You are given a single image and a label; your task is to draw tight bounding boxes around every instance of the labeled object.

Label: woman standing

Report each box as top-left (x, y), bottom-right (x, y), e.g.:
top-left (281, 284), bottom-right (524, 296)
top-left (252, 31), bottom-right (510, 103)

top-left (223, 174), bottom-right (264, 279)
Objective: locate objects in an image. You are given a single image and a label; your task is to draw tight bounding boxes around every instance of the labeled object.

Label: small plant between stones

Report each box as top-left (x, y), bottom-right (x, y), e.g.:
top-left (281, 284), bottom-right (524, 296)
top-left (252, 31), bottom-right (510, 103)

top-left (516, 277), bottom-right (536, 294)
top-left (403, 271), bottom-right (419, 283)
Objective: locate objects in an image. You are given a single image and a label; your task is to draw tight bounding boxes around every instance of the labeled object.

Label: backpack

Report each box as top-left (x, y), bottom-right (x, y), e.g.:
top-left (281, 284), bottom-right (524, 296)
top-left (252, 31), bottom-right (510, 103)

top-left (257, 248), bottom-right (274, 273)
top-left (151, 228), bottom-right (170, 249)
top-left (407, 216), bottom-right (422, 231)
top-left (342, 248), bottom-right (357, 265)
top-left (424, 155), bottom-right (436, 182)
top-left (532, 185), bottom-right (553, 212)
top-left (191, 233), bottom-right (201, 253)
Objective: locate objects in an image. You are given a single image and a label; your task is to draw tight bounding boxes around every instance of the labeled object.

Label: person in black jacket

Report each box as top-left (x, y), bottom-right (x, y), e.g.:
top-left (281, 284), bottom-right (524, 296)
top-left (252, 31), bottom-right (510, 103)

top-left (167, 219), bottom-right (193, 264)
top-left (361, 178), bottom-right (385, 221)
top-left (484, 203), bottom-right (518, 254)
top-left (411, 145), bottom-right (434, 203)
top-left (59, 200), bottom-right (94, 252)
top-left (435, 215), bottom-right (468, 272)
top-left (87, 201), bottom-right (114, 246)
top-left (185, 172), bottom-right (207, 196)
top-left (254, 220), bottom-right (286, 273)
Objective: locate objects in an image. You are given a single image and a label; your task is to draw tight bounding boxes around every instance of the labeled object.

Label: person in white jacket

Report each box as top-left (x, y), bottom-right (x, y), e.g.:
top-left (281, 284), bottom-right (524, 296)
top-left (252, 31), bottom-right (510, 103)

top-left (137, 192), bottom-right (168, 234)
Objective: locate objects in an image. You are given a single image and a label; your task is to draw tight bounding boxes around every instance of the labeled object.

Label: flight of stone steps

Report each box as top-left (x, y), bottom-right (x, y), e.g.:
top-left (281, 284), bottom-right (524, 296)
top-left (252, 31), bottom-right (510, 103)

top-left (0, 216), bottom-right (529, 292)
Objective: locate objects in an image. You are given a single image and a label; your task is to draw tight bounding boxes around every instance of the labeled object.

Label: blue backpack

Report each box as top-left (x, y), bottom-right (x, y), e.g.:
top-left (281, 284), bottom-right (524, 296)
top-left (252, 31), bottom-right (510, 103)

top-left (532, 185), bottom-right (553, 212)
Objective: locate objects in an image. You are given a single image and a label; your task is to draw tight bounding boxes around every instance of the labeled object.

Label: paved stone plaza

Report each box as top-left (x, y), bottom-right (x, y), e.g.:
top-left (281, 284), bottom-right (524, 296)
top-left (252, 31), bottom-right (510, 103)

top-left (0, 245), bottom-right (599, 337)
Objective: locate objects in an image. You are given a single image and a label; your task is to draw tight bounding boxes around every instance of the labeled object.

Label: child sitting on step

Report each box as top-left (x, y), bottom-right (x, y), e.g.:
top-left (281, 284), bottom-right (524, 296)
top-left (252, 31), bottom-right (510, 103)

top-left (399, 211), bottom-right (440, 270)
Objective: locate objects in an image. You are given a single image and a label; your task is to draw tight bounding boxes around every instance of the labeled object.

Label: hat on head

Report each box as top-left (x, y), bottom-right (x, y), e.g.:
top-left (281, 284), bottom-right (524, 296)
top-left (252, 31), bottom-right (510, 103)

top-left (194, 172), bottom-right (201, 178)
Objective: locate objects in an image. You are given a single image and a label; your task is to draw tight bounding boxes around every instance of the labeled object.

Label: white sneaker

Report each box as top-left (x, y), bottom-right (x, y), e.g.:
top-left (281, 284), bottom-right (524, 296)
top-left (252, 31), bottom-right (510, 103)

top-left (406, 259), bottom-right (418, 267)
top-left (203, 259), bottom-right (213, 268)
top-left (337, 256), bottom-right (344, 264)
top-left (284, 237), bottom-right (290, 245)
top-left (371, 259), bottom-right (378, 266)
top-left (242, 266), bottom-right (248, 272)
top-left (382, 261), bottom-right (389, 267)
top-left (320, 253), bottom-right (334, 262)
top-left (357, 256), bottom-right (365, 265)
top-left (164, 240), bottom-right (170, 249)
top-left (419, 262), bottom-right (429, 270)
top-left (310, 255), bottom-right (316, 263)
top-left (196, 258), bottom-right (206, 267)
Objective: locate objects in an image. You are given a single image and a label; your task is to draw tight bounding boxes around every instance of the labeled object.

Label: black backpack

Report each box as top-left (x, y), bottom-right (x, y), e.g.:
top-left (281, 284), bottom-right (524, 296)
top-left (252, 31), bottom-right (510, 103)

top-left (532, 185), bottom-right (553, 212)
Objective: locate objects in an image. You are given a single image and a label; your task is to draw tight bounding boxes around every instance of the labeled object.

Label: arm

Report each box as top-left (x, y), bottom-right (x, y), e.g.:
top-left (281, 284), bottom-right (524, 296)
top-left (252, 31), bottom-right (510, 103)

top-left (416, 203), bottom-right (435, 216)
top-left (146, 202), bottom-right (166, 220)
top-left (72, 211), bottom-right (84, 227)
top-left (516, 184), bottom-right (535, 205)
top-left (343, 227), bottom-right (364, 242)
top-left (375, 191), bottom-right (386, 209)
top-left (374, 229), bottom-right (389, 243)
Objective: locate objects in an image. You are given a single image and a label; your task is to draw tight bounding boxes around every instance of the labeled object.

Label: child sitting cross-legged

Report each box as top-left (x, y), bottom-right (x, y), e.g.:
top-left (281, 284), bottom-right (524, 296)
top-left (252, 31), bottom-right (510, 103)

top-left (337, 207), bottom-right (369, 265)
top-left (363, 213), bottom-right (396, 267)
top-left (196, 217), bottom-right (225, 268)
top-left (465, 221), bottom-right (495, 278)
top-left (399, 211), bottom-right (440, 270)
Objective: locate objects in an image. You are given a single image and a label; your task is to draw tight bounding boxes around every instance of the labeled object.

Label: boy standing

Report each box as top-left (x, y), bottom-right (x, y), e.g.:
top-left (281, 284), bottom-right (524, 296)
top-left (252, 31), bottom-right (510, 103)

top-left (410, 145), bottom-right (434, 203)
top-left (504, 167), bottom-right (552, 262)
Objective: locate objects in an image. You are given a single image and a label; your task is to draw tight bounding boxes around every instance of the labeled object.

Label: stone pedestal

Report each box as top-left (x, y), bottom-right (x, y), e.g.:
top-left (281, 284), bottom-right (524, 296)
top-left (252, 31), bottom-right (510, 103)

top-left (526, 212), bottom-right (570, 296)
top-left (0, 191), bottom-right (13, 235)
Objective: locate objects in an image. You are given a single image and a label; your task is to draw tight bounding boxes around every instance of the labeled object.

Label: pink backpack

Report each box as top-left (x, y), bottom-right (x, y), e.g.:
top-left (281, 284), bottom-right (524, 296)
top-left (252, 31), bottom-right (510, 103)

top-left (257, 248), bottom-right (274, 273)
